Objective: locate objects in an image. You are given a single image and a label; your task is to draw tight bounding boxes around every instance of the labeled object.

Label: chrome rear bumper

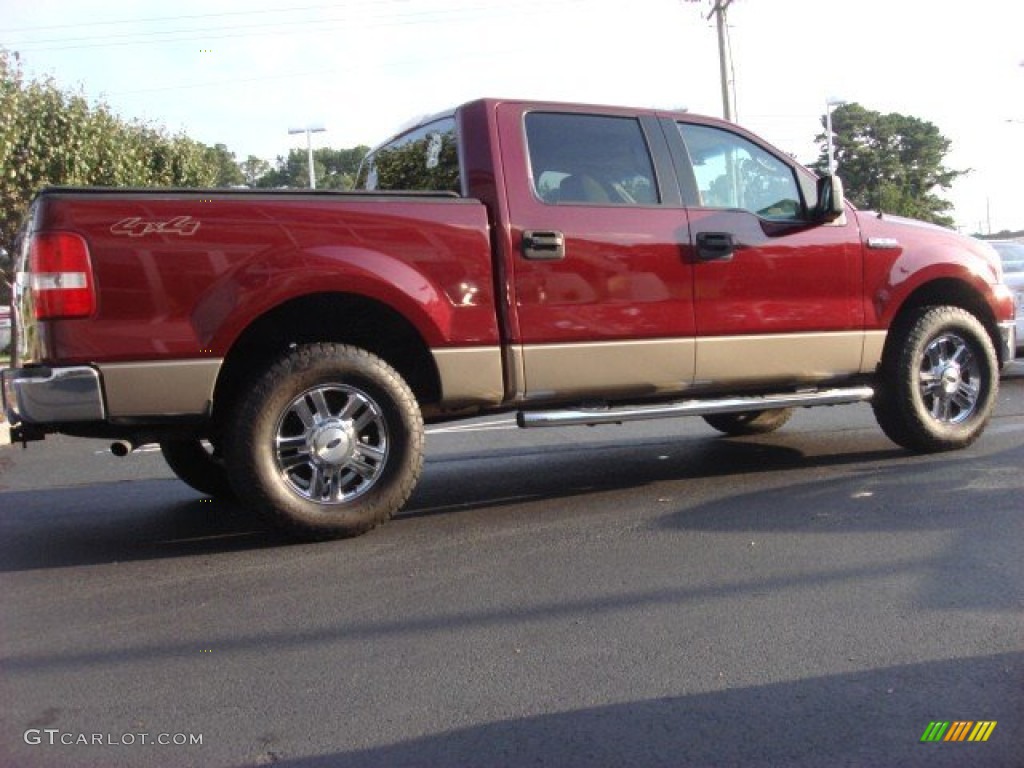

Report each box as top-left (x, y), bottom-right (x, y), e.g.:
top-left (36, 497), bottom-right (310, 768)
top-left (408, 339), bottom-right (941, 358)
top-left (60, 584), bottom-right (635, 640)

top-left (1, 366), bottom-right (106, 425)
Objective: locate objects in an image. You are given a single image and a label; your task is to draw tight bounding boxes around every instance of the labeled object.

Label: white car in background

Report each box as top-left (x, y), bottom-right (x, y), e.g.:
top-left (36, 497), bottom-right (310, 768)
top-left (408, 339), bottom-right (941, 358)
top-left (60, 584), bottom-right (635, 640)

top-left (991, 240), bottom-right (1024, 357)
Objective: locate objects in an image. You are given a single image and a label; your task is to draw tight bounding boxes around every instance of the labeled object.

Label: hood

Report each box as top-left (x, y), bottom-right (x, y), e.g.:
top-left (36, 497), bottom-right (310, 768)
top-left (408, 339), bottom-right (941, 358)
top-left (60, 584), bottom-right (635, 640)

top-left (859, 210), bottom-right (951, 233)
top-left (858, 210), bottom-right (1004, 282)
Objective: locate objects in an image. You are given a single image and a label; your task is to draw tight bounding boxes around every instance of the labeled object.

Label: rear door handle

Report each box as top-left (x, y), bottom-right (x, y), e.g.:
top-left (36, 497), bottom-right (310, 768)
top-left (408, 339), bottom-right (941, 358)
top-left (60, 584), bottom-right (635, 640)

top-left (522, 230), bottom-right (565, 260)
top-left (695, 231), bottom-right (735, 262)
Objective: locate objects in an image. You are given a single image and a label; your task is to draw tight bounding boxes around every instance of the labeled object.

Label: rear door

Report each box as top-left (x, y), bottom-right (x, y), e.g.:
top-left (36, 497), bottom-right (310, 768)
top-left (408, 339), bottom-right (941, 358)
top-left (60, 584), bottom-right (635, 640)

top-left (496, 104), bottom-right (696, 402)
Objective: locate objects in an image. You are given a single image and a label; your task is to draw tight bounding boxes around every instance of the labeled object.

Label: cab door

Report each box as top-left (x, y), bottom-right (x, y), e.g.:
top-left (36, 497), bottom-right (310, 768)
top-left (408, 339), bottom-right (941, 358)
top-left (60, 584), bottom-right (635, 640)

top-left (495, 104), bottom-right (696, 402)
top-left (667, 119), bottom-right (865, 388)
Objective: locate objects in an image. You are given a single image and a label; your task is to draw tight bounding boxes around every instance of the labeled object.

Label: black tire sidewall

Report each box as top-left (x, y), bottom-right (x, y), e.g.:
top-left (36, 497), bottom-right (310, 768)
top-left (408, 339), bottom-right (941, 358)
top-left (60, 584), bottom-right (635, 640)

top-left (703, 408), bottom-right (793, 436)
top-left (890, 307), bottom-right (998, 451)
top-left (227, 344), bottom-right (424, 538)
top-left (160, 439), bottom-right (233, 498)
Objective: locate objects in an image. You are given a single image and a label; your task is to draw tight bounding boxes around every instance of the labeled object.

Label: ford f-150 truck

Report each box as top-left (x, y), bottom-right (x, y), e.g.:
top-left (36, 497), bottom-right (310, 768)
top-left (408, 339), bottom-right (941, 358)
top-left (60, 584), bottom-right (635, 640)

top-left (2, 98), bottom-right (1016, 539)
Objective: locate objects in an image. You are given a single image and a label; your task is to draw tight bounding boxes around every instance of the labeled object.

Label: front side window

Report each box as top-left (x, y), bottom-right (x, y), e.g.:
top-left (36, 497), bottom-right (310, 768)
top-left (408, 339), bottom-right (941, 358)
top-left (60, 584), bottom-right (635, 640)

top-left (355, 117), bottom-right (460, 194)
top-left (525, 113), bottom-right (659, 206)
top-left (677, 123), bottom-right (802, 221)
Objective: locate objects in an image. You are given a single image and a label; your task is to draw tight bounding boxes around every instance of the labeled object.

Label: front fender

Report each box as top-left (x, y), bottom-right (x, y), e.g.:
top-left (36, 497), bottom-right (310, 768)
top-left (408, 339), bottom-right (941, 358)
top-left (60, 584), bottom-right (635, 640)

top-left (860, 216), bottom-right (1009, 328)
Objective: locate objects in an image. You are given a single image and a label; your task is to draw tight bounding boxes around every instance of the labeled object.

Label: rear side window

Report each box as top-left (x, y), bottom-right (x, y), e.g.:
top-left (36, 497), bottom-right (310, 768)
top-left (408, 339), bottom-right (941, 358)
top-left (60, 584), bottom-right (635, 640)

top-left (525, 113), bottom-right (659, 206)
top-left (677, 123), bottom-right (803, 221)
top-left (355, 117), bottom-right (460, 194)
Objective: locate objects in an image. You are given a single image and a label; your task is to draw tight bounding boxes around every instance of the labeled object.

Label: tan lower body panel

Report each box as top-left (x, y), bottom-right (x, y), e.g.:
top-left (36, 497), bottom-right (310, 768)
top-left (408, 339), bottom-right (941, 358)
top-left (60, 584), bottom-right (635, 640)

top-left (99, 359), bottom-right (221, 418)
top-left (96, 332), bottom-right (886, 418)
top-left (431, 346), bottom-right (505, 408)
top-left (515, 339), bottom-right (696, 401)
top-left (513, 331), bottom-right (884, 401)
top-left (861, 330), bottom-right (886, 373)
top-left (694, 331), bottom-right (882, 386)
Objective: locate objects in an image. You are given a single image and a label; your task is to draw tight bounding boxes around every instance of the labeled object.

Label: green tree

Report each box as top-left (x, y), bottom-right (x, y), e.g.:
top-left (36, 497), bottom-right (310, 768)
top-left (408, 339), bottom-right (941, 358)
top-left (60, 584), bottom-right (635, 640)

top-left (369, 133), bottom-right (459, 193)
top-left (317, 146), bottom-right (370, 190)
top-left (239, 154), bottom-right (272, 187)
top-left (205, 143), bottom-right (245, 187)
top-left (255, 149), bottom-right (305, 189)
top-left (811, 103), bottom-right (966, 227)
top-left (256, 146), bottom-right (369, 190)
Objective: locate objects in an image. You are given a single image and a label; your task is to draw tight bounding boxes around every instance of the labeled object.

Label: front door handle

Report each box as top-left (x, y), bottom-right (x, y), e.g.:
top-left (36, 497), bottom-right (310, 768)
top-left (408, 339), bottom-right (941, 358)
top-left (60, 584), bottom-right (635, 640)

top-left (695, 231), bottom-right (735, 262)
top-left (522, 230), bottom-right (565, 261)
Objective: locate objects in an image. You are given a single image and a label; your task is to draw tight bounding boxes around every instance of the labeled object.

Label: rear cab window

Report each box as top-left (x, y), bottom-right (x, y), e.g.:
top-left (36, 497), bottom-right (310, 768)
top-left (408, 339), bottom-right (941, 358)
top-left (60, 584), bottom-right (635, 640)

top-left (524, 113), bottom-right (660, 206)
top-left (355, 116), bottom-right (461, 194)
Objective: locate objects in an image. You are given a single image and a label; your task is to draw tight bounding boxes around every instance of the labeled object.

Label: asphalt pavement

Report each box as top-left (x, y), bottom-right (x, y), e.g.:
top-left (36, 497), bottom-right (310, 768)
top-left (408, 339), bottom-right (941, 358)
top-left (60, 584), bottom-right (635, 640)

top-left (0, 370), bottom-right (1022, 767)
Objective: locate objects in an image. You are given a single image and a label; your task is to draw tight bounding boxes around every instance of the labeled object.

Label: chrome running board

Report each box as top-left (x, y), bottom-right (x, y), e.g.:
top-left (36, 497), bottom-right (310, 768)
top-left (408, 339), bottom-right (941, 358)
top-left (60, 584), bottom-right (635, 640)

top-left (516, 386), bottom-right (875, 429)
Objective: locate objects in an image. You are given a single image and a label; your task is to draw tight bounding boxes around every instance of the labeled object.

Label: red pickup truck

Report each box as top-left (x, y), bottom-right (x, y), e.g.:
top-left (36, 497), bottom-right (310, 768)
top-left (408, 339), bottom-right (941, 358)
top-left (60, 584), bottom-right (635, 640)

top-left (3, 98), bottom-right (1016, 539)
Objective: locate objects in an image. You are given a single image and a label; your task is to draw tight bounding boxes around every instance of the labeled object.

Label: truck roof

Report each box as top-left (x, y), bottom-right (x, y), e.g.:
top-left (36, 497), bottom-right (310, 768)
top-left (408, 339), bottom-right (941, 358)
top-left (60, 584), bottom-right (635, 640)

top-left (376, 97), bottom-right (702, 154)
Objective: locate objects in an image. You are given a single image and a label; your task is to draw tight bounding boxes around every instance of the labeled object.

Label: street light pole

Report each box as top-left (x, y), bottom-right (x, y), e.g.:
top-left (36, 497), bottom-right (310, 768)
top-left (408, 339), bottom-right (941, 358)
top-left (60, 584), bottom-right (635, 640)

top-left (288, 124), bottom-right (327, 189)
top-left (824, 97), bottom-right (846, 175)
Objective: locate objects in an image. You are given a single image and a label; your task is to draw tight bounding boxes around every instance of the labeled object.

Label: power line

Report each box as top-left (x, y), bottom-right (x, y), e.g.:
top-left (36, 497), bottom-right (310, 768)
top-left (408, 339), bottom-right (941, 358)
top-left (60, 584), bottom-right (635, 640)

top-left (0, 0), bottom-right (411, 34)
top-left (106, 40), bottom-right (541, 97)
top-left (5, 0), bottom-right (591, 52)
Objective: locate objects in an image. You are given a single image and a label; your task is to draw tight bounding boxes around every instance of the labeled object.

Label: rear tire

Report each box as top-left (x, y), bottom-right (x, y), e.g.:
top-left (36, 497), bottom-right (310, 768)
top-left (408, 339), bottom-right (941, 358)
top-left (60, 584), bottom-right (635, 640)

top-left (872, 306), bottom-right (998, 452)
top-left (225, 343), bottom-right (424, 540)
top-left (160, 439), bottom-right (234, 498)
top-left (703, 408), bottom-right (793, 436)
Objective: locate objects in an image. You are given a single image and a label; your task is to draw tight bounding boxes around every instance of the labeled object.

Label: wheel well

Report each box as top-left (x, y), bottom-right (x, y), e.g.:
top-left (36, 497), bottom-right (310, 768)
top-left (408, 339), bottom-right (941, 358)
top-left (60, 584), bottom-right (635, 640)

top-left (211, 293), bottom-right (441, 427)
top-left (886, 278), bottom-right (1006, 364)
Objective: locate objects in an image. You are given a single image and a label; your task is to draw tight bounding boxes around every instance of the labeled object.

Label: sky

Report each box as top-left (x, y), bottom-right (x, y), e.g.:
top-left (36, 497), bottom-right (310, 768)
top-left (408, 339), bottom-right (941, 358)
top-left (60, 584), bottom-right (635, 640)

top-left (1, 0), bottom-right (1022, 233)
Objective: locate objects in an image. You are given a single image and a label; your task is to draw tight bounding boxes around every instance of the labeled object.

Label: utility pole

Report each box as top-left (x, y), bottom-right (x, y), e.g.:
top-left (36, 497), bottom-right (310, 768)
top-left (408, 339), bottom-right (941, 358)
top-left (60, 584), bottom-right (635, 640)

top-left (684, 0), bottom-right (737, 120)
top-left (288, 124), bottom-right (327, 189)
top-left (709, 0), bottom-right (735, 121)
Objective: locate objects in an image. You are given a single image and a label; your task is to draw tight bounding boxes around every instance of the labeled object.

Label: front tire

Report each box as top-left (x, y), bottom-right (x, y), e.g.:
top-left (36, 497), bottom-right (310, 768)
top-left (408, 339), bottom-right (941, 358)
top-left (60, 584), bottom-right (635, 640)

top-left (703, 408), bottom-right (793, 436)
top-left (872, 306), bottom-right (998, 452)
top-left (225, 343), bottom-right (424, 539)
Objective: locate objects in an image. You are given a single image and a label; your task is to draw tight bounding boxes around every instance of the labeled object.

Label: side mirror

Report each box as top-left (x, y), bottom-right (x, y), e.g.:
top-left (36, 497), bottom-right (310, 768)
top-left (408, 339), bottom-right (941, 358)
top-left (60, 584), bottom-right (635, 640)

top-left (814, 174), bottom-right (845, 222)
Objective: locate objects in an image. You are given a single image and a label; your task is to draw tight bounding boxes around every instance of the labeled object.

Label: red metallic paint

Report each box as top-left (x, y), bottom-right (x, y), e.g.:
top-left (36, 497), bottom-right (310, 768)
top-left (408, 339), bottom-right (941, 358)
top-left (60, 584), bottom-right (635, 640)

top-left (33, 193), bottom-right (497, 364)
top-left (495, 102), bottom-right (697, 345)
top-left (20, 97), bottom-right (1014, 376)
top-left (687, 208), bottom-right (863, 336)
top-left (857, 212), bottom-right (1012, 329)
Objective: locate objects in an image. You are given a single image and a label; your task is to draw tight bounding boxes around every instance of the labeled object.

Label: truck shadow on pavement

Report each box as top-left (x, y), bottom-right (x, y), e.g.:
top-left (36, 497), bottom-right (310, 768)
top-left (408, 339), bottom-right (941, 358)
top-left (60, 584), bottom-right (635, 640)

top-left (247, 652), bottom-right (1022, 768)
top-left (0, 428), bottom-right (1018, 572)
top-left (0, 480), bottom-right (290, 571)
top-left (655, 442), bottom-right (1024, 615)
top-left (403, 431), bottom-right (905, 521)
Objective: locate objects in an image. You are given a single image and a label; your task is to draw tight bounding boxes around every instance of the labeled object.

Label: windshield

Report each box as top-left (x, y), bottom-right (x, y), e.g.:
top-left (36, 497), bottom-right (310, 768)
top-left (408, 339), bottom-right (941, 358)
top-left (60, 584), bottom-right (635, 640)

top-left (991, 241), bottom-right (1024, 274)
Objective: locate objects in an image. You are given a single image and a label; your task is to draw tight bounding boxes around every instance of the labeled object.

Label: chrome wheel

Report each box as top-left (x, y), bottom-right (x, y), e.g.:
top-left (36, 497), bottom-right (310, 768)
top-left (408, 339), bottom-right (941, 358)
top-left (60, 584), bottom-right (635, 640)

top-left (274, 384), bottom-right (389, 504)
top-left (918, 333), bottom-right (981, 424)
top-left (872, 306), bottom-right (997, 453)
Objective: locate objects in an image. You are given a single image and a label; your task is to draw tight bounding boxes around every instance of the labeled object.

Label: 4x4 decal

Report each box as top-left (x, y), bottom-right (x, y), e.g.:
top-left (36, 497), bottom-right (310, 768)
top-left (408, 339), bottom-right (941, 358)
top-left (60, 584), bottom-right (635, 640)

top-left (110, 216), bottom-right (200, 237)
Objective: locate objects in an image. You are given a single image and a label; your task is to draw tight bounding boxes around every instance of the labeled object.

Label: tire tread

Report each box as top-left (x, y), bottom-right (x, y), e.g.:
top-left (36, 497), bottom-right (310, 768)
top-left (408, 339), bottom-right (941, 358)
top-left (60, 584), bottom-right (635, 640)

top-left (225, 343), bottom-right (424, 540)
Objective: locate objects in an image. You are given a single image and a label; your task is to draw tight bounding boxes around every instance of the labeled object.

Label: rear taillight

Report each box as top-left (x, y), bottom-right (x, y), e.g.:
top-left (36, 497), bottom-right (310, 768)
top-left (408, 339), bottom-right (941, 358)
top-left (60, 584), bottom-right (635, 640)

top-left (29, 232), bottom-right (96, 319)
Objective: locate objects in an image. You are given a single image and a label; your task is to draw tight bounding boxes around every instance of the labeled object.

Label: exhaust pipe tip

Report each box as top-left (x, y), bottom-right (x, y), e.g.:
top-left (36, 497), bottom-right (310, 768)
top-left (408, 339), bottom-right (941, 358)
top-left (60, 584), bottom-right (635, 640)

top-left (110, 440), bottom-right (135, 457)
